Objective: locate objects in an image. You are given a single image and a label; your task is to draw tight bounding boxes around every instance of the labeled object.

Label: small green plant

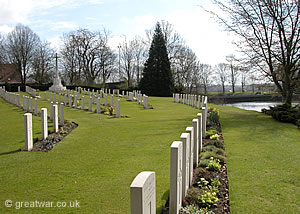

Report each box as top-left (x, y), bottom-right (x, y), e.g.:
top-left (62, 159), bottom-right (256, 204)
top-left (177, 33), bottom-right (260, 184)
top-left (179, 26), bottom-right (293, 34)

top-left (197, 178), bottom-right (209, 188)
top-left (205, 128), bottom-right (217, 138)
top-left (210, 178), bottom-right (221, 193)
top-left (181, 204), bottom-right (215, 214)
top-left (60, 130), bottom-right (68, 135)
top-left (198, 191), bottom-right (218, 208)
top-left (108, 106), bottom-right (114, 115)
top-left (206, 157), bottom-right (221, 171)
top-left (209, 134), bottom-right (219, 140)
top-left (203, 145), bottom-right (217, 152)
top-left (199, 159), bottom-right (210, 168)
top-left (208, 108), bottom-right (220, 125)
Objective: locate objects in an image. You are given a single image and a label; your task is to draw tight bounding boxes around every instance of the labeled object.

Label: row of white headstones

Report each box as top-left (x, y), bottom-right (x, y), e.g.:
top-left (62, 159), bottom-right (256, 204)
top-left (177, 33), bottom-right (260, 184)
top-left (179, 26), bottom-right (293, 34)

top-left (0, 87), bottom-right (150, 152)
top-left (0, 87), bottom-right (62, 151)
top-left (25, 86), bottom-right (37, 98)
top-left (130, 95), bottom-right (208, 214)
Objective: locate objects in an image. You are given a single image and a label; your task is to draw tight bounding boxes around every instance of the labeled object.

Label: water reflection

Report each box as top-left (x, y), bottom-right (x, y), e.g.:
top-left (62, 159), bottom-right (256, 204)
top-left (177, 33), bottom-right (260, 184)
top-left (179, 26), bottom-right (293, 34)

top-left (222, 102), bottom-right (299, 112)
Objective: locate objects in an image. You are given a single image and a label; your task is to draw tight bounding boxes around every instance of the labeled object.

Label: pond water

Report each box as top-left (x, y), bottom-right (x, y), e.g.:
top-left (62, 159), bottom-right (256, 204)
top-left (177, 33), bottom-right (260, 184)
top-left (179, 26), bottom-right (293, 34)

top-left (222, 102), bottom-right (299, 112)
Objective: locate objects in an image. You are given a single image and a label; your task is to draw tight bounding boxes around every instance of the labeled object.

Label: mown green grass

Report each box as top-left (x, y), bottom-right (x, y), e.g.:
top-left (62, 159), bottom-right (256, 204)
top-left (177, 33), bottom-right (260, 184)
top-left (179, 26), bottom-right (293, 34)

top-left (214, 104), bottom-right (300, 213)
top-left (1, 93), bottom-right (299, 213)
top-left (0, 92), bottom-right (200, 213)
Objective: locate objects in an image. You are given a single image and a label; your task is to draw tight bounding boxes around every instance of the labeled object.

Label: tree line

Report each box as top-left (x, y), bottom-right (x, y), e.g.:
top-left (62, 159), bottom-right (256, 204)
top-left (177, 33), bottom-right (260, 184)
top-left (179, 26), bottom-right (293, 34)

top-left (0, 0), bottom-right (298, 104)
top-left (0, 21), bottom-right (261, 93)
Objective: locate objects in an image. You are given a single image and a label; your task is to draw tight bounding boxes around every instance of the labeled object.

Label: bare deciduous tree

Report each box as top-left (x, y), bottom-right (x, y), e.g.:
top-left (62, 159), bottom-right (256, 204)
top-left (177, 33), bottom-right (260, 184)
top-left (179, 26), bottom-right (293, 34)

top-left (210, 0), bottom-right (300, 104)
top-left (131, 36), bottom-right (146, 85)
top-left (30, 41), bottom-right (54, 84)
top-left (215, 63), bottom-right (228, 93)
top-left (200, 64), bottom-right (213, 94)
top-left (61, 28), bottom-right (116, 85)
top-left (174, 46), bottom-right (198, 92)
top-left (119, 37), bottom-right (135, 88)
top-left (226, 55), bottom-right (239, 93)
top-left (6, 24), bottom-right (40, 85)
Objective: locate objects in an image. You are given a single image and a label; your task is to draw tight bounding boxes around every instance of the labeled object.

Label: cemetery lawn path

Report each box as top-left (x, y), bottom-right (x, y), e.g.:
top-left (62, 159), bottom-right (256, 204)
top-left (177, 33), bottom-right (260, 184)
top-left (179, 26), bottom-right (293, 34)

top-left (0, 95), bottom-right (201, 214)
top-left (215, 104), bottom-right (300, 213)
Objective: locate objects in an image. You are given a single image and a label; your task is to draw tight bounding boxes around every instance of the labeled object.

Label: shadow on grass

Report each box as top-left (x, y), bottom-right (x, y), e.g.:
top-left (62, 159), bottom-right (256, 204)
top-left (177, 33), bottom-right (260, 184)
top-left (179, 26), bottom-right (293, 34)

top-left (0, 148), bottom-right (21, 156)
top-left (157, 189), bottom-right (169, 214)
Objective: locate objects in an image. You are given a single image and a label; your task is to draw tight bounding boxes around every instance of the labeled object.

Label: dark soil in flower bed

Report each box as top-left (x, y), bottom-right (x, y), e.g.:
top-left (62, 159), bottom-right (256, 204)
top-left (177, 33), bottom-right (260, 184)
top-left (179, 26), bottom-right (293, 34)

top-left (30, 120), bottom-right (78, 152)
top-left (161, 121), bottom-right (230, 214)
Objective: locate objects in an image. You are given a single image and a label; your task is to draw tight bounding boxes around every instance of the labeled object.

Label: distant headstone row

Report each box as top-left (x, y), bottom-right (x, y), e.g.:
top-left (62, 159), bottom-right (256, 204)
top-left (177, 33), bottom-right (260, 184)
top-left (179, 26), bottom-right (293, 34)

top-left (173, 93), bottom-right (207, 109)
top-left (130, 109), bottom-right (208, 214)
top-left (46, 90), bottom-right (121, 118)
top-left (126, 90), bottom-right (149, 109)
top-left (174, 94), bottom-right (208, 136)
top-left (25, 86), bottom-right (37, 98)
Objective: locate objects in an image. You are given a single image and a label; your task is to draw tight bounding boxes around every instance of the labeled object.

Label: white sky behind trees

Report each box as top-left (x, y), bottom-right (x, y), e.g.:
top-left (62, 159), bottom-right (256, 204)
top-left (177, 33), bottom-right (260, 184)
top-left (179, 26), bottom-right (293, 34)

top-left (0, 0), bottom-right (238, 65)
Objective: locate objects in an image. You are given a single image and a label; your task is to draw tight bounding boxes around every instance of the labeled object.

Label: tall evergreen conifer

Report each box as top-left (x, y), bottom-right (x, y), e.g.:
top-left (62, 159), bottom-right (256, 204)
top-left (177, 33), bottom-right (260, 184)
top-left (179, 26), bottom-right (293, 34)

top-left (139, 22), bottom-right (174, 96)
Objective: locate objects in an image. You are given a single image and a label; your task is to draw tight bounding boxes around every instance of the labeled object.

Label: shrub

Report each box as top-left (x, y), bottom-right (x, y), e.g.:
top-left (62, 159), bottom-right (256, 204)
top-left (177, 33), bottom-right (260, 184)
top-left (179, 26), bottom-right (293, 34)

top-left (206, 157), bottom-right (221, 171)
top-left (199, 159), bottom-right (211, 168)
top-left (200, 152), bottom-right (226, 164)
top-left (203, 145), bottom-right (217, 152)
top-left (215, 148), bottom-right (225, 156)
top-left (181, 205), bottom-right (215, 214)
top-left (198, 191), bottom-right (218, 208)
top-left (267, 104), bottom-right (300, 125)
top-left (205, 140), bottom-right (224, 149)
top-left (209, 134), bottom-right (219, 140)
top-left (207, 108), bottom-right (220, 126)
top-left (205, 128), bottom-right (217, 138)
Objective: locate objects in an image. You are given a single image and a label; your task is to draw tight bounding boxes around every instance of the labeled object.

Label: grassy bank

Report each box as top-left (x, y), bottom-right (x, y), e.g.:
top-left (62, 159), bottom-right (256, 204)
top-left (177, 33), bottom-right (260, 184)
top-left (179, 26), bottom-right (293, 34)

top-left (215, 104), bottom-right (300, 213)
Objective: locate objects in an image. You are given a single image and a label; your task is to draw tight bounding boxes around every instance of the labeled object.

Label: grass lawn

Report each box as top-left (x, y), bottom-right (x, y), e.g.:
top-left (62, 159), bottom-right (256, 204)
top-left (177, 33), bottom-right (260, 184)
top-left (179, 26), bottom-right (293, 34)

top-left (0, 93), bottom-right (200, 213)
top-left (214, 104), bottom-right (300, 213)
top-left (1, 92), bottom-right (299, 213)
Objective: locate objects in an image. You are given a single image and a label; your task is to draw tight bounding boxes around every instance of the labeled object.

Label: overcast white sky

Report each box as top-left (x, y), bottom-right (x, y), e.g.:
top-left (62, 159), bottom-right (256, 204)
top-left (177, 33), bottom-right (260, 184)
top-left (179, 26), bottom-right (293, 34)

top-left (0, 0), bottom-right (238, 65)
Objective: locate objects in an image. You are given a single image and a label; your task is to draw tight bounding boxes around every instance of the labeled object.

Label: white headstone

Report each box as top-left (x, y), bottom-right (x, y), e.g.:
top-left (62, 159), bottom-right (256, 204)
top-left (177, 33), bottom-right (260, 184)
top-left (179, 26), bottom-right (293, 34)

top-left (53, 104), bottom-right (58, 133)
top-left (64, 94), bottom-right (67, 105)
top-left (192, 119), bottom-right (199, 167)
top-left (110, 95), bottom-right (114, 106)
top-left (180, 133), bottom-right (190, 199)
top-left (186, 127), bottom-right (194, 186)
top-left (143, 95), bottom-right (148, 109)
top-left (74, 95), bottom-right (78, 108)
top-left (50, 102), bottom-right (54, 121)
top-left (81, 96), bottom-right (85, 110)
top-left (88, 96), bottom-right (92, 112)
top-left (41, 108), bottom-right (48, 140)
top-left (69, 95), bottom-right (72, 107)
top-left (29, 97), bottom-right (33, 113)
top-left (130, 171), bottom-right (156, 214)
top-left (116, 99), bottom-right (120, 118)
top-left (197, 113), bottom-right (203, 153)
top-left (96, 97), bottom-right (101, 113)
top-left (34, 98), bottom-right (38, 115)
top-left (170, 141), bottom-right (183, 214)
top-left (60, 103), bottom-right (64, 126)
top-left (202, 107), bottom-right (207, 137)
top-left (24, 113), bottom-right (33, 151)
top-left (104, 94), bottom-right (108, 106)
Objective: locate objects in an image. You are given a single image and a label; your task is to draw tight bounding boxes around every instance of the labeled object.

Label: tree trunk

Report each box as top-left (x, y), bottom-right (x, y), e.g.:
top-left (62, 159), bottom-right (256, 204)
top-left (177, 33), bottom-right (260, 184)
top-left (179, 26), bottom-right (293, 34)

top-left (222, 83), bottom-right (225, 94)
